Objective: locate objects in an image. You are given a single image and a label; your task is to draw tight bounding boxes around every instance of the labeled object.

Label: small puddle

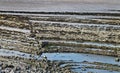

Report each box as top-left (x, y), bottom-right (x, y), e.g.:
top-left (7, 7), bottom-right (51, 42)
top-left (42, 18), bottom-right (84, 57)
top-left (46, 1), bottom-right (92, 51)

top-left (41, 53), bottom-right (120, 73)
top-left (41, 53), bottom-right (120, 65)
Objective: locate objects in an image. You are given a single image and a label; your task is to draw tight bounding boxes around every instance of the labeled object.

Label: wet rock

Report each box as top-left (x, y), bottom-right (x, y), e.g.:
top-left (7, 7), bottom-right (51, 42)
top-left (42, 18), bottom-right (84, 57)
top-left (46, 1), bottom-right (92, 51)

top-left (0, 63), bottom-right (3, 66)
top-left (41, 42), bottom-right (49, 48)
top-left (26, 70), bottom-right (30, 73)
top-left (88, 72), bottom-right (94, 73)
top-left (30, 33), bottom-right (36, 38)
top-left (4, 68), bottom-right (12, 73)
top-left (2, 64), bottom-right (8, 69)
top-left (115, 58), bottom-right (120, 62)
top-left (10, 70), bottom-right (14, 73)
top-left (64, 69), bottom-right (71, 73)
top-left (0, 46), bottom-right (2, 49)
top-left (25, 65), bottom-right (31, 70)
top-left (15, 71), bottom-right (21, 73)
top-left (81, 68), bottom-right (86, 71)
top-left (7, 64), bottom-right (14, 68)
top-left (15, 66), bottom-right (21, 71)
top-left (42, 56), bottom-right (48, 62)
top-left (22, 54), bottom-right (25, 56)
top-left (1, 71), bottom-right (5, 73)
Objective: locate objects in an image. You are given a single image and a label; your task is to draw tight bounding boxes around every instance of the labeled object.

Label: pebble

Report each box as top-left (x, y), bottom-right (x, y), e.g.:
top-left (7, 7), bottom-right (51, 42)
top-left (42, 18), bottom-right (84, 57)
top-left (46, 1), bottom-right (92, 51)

top-left (10, 70), bottom-right (14, 73)
top-left (0, 46), bottom-right (2, 49)
top-left (25, 65), bottom-right (31, 70)
top-left (0, 63), bottom-right (3, 66)
top-left (81, 68), bottom-right (86, 71)
top-left (15, 66), bottom-right (21, 71)
top-left (2, 64), bottom-right (8, 69)
top-left (115, 58), bottom-right (120, 62)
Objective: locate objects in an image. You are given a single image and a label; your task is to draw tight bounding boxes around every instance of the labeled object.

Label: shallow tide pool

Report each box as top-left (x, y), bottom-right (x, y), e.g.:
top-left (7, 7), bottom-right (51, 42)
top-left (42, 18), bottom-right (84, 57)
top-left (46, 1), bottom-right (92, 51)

top-left (41, 53), bottom-right (120, 65)
top-left (41, 53), bottom-right (120, 73)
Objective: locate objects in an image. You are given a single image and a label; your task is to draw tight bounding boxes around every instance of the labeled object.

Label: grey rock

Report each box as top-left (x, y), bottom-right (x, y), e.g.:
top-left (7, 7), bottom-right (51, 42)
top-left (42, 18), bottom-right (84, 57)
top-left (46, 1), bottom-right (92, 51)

top-left (2, 64), bottom-right (8, 69)
top-left (0, 63), bottom-right (3, 66)
top-left (15, 66), bottom-right (21, 71)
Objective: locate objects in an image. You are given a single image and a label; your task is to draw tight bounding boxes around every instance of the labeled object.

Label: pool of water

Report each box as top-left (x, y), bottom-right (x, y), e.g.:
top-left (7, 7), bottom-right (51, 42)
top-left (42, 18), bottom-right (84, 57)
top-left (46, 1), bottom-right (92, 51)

top-left (41, 53), bottom-right (120, 72)
top-left (41, 53), bottom-right (120, 65)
